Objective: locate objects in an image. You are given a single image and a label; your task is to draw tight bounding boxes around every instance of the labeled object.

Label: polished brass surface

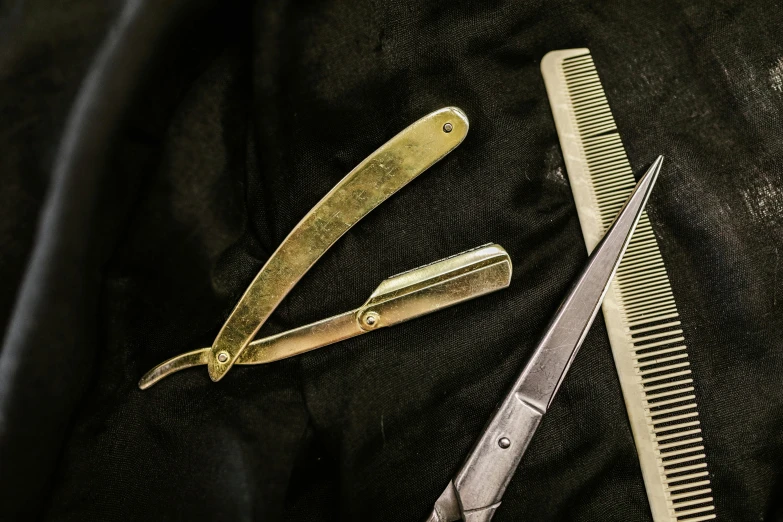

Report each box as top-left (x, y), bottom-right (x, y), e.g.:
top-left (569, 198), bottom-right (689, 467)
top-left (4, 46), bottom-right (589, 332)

top-left (207, 107), bottom-right (469, 381)
top-left (139, 244), bottom-right (510, 389)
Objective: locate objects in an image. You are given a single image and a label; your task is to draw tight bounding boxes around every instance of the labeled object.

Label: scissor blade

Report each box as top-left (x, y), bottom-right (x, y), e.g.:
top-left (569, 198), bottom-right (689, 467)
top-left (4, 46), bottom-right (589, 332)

top-left (427, 156), bottom-right (663, 521)
top-left (515, 155), bottom-right (662, 410)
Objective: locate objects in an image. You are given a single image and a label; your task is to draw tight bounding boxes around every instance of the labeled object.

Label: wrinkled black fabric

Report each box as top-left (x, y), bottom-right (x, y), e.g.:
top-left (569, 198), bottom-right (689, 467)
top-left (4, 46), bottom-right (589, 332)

top-left (1, 1), bottom-right (782, 521)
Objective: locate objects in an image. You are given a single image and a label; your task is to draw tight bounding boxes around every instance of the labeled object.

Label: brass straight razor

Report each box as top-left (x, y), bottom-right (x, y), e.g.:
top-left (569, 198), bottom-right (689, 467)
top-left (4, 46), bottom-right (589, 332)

top-left (139, 244), bottom-right (510, 389)
top-left (204, 107), bottom-right (469, 381)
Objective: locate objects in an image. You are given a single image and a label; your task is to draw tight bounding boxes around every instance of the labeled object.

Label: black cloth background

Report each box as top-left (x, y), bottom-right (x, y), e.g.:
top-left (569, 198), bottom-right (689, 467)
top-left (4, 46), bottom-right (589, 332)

top-left (1, 0), bottom-right (782, 520)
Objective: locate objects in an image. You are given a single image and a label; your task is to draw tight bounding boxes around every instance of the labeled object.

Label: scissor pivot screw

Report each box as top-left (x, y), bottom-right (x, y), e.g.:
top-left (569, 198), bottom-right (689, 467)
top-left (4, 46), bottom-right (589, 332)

top-left (443, 122), bottom-right (453, 133)
top-left (217, 351), bottom-right (229, 363)
top-left (498, 437), bottom-right (511, 449)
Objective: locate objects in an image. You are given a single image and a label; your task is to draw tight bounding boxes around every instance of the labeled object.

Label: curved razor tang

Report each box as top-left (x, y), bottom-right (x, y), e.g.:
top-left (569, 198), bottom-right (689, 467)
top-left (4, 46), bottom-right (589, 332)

top-left (140, 244), bottom-right (510, 389)
top-left (207, 107), bottom-right (469, 381)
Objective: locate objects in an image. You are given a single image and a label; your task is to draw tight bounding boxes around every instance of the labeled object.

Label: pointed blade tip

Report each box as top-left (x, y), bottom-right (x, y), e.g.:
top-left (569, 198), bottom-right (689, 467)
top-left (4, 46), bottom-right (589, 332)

top-left (637, 155), bottom-right (664, 197)
top-left (649, 155), bottom-right (664, 177)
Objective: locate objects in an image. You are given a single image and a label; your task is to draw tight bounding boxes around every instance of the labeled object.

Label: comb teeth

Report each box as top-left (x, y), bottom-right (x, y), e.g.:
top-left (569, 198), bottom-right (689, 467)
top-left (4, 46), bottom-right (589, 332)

top-left (542, 50), bottom-right (716, 522)
top-left (561, 53), bottom-right (638, 228)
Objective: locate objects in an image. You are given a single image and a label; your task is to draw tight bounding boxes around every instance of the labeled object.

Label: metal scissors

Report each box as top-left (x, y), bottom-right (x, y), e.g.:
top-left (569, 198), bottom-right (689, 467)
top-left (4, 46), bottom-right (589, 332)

top-left (427, 156), bottom-right (663, 522)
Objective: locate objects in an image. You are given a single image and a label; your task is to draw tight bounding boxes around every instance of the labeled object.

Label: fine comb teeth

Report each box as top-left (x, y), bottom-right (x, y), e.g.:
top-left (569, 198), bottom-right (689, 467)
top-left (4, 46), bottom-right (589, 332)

top-left (541, 49), bottom-right (717, 522)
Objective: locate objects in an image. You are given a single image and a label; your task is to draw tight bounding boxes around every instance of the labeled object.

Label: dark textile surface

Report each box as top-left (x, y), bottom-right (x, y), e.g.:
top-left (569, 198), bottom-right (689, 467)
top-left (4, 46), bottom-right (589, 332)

top-left (1, 0), bottom-right (781, 520)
